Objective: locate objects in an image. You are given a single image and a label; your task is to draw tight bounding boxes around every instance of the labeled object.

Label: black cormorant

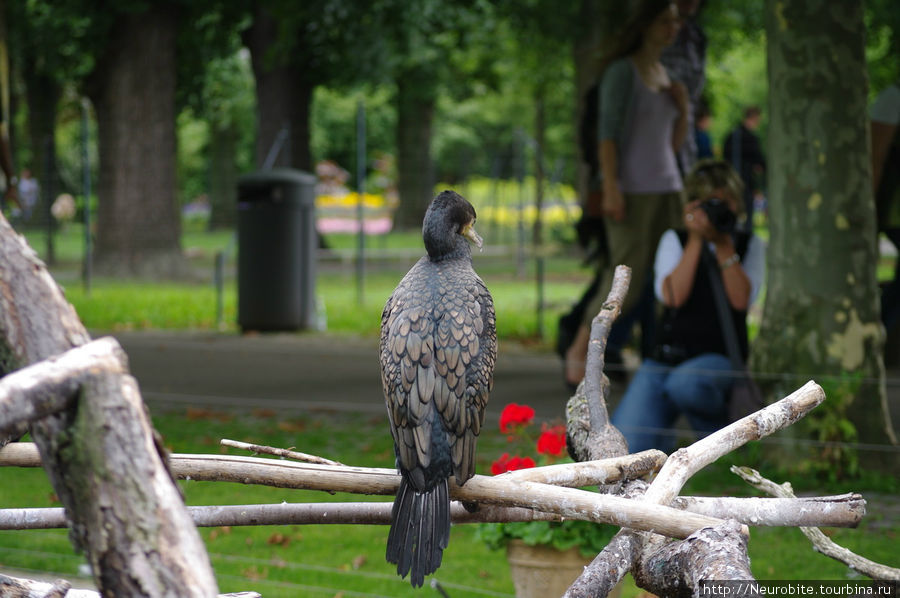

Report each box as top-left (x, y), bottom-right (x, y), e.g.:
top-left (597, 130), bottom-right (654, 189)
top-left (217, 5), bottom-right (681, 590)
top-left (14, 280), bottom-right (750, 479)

top-left (379, 190), bottom-right (497, 587)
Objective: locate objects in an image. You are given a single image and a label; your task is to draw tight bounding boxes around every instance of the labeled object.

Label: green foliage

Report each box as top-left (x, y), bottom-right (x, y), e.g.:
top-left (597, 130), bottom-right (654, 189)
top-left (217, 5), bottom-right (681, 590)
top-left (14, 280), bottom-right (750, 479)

top-left (799, 373), bottom-right (862, 481)
top-left (476, 520), bottom-right (616, 557)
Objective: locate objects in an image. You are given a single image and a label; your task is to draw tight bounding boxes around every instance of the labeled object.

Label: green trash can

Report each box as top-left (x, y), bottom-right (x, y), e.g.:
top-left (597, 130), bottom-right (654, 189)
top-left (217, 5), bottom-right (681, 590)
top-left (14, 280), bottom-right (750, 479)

top-left (237, 168), bottom-right (318, 331)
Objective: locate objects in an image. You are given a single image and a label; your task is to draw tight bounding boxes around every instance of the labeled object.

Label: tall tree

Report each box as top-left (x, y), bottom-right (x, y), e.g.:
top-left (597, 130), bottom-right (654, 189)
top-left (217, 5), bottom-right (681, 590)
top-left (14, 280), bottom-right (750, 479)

top-left (755, 0), bottom-right (896, 469)
top-left (86, 4), bottom-right (184, 277)
top-left (242, 0), bottom-right (383, 173)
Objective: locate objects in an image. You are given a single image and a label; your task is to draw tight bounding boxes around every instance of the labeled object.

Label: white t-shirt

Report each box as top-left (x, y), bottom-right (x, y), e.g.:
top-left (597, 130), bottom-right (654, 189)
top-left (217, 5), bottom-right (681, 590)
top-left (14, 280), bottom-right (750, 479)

top-left (653, 229), bottom-right (766, 305)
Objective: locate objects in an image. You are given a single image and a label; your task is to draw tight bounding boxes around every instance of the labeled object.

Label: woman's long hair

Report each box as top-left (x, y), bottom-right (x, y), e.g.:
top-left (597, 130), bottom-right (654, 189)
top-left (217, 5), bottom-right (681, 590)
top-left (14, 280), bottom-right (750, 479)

top-left (597, 0), bottom-right (676, 76)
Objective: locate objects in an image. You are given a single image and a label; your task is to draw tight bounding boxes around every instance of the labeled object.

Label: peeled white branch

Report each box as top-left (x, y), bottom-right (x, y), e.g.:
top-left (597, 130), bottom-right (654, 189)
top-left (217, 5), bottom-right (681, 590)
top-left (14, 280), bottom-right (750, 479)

top-left (0, 503), bottom-right (566, 530)
top-left (0, 337), bottom-right (128, 435)
top-left (1, 444), bottom-right (724, 539)
top-left (733, 466), bottom-right (900, 581)
top-left (0, 493), bottom-right (863, 531)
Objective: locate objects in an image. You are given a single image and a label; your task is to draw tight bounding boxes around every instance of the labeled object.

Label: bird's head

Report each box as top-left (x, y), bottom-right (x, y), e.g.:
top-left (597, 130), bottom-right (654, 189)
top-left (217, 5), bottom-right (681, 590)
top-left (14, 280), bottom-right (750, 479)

top-left (422, 190), bottom-right (483, 261)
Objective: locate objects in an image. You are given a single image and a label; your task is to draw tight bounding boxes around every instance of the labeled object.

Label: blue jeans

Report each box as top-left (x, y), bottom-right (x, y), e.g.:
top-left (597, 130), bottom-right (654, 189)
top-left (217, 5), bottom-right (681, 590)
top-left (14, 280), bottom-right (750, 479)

top-left (611, 354), bottom-right (734, 454)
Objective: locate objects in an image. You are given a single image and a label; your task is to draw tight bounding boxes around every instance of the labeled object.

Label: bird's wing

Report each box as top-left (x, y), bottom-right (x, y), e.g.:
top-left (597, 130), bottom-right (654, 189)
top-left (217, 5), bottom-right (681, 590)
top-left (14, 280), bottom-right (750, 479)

top-left (381, 278), bottom-right (440, 491)
top-left (433, 275), bottom-right (496, 485)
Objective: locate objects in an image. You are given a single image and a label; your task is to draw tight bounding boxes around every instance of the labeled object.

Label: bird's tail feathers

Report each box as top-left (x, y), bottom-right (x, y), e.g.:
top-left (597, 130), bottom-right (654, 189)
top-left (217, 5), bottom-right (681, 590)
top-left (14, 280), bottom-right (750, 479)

top-left (386, 476), bottom-right (450, 587)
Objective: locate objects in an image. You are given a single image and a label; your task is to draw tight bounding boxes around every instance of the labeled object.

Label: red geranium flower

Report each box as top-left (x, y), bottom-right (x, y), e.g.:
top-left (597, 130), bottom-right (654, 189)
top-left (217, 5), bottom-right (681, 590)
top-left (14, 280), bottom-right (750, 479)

top-left (499, 403), bottom-right (535, 434)
top-left (536, 424), bottom-right (567, 457)
top-left (490, 452), bottom-right (536, 474)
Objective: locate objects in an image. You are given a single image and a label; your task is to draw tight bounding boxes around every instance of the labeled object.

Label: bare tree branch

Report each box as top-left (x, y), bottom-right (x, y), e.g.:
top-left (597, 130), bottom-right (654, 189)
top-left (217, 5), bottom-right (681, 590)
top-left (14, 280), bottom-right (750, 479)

top-left (670, 494), bottom-right (864, 527)
top-left (220, 438), bottom-right (344, 466)
top-left (566, 265), bottom-right (631, 472)
top-left (0, 338), bottom-right (128, 435)
top-left (733, 466), bottom-right (900, 581)
top-left (0, 444), bottom-right (725, 539)
top-left (0, 491), bottom-right (863, 532)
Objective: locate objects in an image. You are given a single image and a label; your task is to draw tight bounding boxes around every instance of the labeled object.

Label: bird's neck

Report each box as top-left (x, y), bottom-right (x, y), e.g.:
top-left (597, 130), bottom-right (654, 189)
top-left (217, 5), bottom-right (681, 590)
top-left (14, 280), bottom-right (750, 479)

top-left (425, 232), bottom-right (471, 262)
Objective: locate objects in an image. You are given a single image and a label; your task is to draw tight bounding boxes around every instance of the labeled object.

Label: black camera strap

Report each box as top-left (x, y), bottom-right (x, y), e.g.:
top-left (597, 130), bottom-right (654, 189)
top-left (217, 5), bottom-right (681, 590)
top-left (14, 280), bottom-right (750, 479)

top-left (701, 245), bottom-right (744, 371)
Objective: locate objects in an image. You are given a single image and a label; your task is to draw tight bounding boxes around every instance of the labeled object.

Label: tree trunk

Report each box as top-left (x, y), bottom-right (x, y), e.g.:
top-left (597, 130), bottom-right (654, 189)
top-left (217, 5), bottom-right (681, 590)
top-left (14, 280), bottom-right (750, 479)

top-left (755, 0), bottom-right (897, 469)
top-left (87, 6), bottom-right (187, 278)
top-left (243, 6), bottom-right (314, 172)
top-left (393, 66), bottom-right (436, 230)
top-left (22, 69), bottom-right (60, 230)
top-left (208, 124), bottom-right (238, 229)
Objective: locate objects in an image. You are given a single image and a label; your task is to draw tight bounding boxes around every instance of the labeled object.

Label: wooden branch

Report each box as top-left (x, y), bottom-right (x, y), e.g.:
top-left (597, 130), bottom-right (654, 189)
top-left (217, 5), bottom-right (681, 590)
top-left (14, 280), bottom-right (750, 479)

top-left (733, 466), bottom-right (900, 581)
top-left (645, 380), bottom-right (826, 505)
top-left (584, 265), bottom-right (630, 434)
top-left (0, 213), bottom-right (219, 596)
top-left (671, 494), bottom-right (864, 528)
top-left (633, 520), bottom-right (754, 593)
top-left (0, 503), bottom-right (568, 530)
top-left (499, 449), bottom-right (665, 486)
top-left (220, 438), bottom-right (344, 466)
top-left (0, 573), bottom-right (261, 598)
top-left (0, 338), bottom-right (128, 435)
top-left (1, 491), bottom-right (864, 531)
top-left (3, 444), bottom-right (724, 539)
top-left (567, 381), bottom-right (826, 597)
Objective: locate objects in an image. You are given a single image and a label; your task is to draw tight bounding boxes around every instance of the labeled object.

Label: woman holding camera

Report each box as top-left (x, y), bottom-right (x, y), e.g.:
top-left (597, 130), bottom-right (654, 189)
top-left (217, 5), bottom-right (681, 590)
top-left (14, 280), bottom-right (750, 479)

top-left (610, 160), bottom-right (765, 453)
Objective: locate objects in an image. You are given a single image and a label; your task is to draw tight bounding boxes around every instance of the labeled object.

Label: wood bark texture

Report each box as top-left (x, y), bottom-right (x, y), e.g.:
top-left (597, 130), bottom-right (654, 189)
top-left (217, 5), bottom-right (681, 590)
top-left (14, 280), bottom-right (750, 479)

top-left (757, 0), bottom-right (896, 457)
top-left (0, 214), bottom-right (218, 596)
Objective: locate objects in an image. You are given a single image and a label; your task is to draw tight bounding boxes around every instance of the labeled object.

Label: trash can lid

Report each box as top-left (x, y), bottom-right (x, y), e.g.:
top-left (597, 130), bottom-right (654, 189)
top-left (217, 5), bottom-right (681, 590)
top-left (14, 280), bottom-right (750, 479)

top-left (238, 168), bottom-right (317, 187)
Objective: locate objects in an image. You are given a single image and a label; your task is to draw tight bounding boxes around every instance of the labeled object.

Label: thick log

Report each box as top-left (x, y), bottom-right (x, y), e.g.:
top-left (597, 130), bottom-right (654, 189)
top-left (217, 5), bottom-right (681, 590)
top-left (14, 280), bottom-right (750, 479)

top-left (633, 520), bottom-right (754, 596)
top-left (0, 213), bottom-right (218, 596)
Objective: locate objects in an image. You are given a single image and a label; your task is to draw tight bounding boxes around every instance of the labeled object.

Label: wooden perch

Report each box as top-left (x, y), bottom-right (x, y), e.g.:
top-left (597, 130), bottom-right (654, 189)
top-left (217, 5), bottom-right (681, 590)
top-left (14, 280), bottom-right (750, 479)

top-left (734, 466), bottom-right (900, 581)
top-left (0, 337), bottom-right (128, 435)
top-left (3, 443), bottom-right (864, 531)
top-left (0, 503), bottom-right (566, 530)
top-left (1, 443), bottom-right (723, 539)
top-left (0, 492), bottom-right (864, 531)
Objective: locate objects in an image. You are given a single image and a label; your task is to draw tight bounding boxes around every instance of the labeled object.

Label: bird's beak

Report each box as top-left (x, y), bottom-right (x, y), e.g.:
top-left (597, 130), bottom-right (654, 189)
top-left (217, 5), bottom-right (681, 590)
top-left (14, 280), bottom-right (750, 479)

top-left (461, 223), bottom-right (483, 249)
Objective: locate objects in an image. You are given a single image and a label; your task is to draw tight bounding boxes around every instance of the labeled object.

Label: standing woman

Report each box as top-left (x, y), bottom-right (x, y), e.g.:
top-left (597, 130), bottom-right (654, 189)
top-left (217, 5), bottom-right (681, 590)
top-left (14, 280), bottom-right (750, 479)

top-left (566, 0), bottom-right (689, 386)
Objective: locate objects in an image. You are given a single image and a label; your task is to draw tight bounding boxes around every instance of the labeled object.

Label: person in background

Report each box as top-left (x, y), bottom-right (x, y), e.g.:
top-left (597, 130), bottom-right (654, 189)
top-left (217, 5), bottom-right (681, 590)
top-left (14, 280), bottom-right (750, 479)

top-left (723, 106), bottom-right (766, 228)
top-left (611, 160), bottom-right (765, 453)
top-left (694, 98), bottom-right (713, 159)
top-left (870, 82), bottom-right (900, 333)
top-left (565, 0), bottom-right (688, 388)
top-left (16, 169), bottom-right (39, 221)
top-left (661, 0), bottom-right (707, 173)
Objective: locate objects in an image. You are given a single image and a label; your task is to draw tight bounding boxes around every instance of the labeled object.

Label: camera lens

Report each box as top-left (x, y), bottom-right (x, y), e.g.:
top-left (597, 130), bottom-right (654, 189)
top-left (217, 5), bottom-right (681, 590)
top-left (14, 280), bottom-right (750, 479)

top-left (700, 198), bottom-right (736, 234)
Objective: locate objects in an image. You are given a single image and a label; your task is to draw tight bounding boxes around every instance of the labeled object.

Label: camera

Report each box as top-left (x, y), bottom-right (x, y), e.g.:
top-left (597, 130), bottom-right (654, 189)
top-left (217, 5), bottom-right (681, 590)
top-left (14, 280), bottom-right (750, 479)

top-left (700, 197), bottom-right (737, 234)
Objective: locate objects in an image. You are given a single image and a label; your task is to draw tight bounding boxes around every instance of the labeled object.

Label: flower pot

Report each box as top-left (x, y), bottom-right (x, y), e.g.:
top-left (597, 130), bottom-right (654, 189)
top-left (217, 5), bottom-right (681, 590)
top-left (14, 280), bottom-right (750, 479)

top-left (505, 539), bottom-right (593, 598)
